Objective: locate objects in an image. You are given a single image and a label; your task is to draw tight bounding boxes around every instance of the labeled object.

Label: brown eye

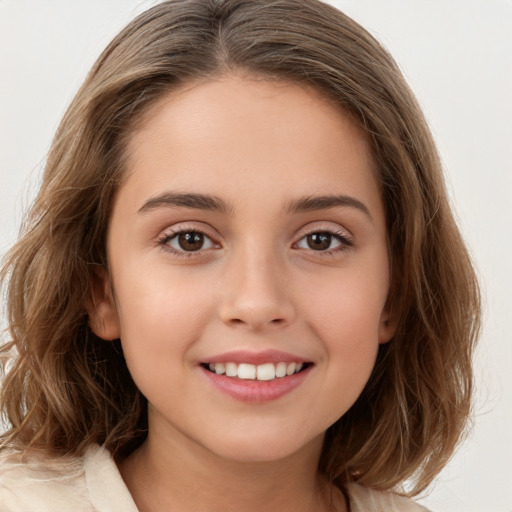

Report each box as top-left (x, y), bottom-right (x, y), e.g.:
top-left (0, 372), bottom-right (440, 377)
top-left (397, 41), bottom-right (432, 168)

top-left (296, 231), bottom-right (349, 253)
top-left (168, 231), bottom-right (214, 252)
top-left (306, 233), bottom-right (335, 251)
top-left (178, 232), bottom-right (203, 251)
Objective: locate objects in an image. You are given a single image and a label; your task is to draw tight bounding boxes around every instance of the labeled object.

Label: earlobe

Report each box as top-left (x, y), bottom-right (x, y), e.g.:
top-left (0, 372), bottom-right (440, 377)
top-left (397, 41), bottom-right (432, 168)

top-left (86, 268), bottom-right (121, 341)
top-left (378, 306), bottom-right (398, 345)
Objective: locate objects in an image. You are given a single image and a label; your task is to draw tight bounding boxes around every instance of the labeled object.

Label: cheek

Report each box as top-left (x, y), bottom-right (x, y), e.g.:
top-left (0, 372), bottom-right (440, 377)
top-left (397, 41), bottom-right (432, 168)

top-left (111, 272), bottom-right (215, 409)
top-left (299, 265), bottom-right (388, 394)
top-left (112, 265), bottom-right (215, 367)
top-left (304, 267), bottom-right (388, 340)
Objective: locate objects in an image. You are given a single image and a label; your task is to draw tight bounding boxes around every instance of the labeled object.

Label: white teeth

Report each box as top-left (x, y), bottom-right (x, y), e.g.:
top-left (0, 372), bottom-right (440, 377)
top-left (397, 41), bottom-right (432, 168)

top-left (238, 363), bottom-right (256, 380)
top-left (256, 363), bottom-right (275, 381)
top-left (225, 362), bottom-right (238, 377)
top-left (206, 361), bottom-right (307, 381)
top-left (286, 362), bottom-right (296, 376)
top-left (275, 362), bottom-right (287, 378)
top-left (214, 363), bottom-right (225, 375)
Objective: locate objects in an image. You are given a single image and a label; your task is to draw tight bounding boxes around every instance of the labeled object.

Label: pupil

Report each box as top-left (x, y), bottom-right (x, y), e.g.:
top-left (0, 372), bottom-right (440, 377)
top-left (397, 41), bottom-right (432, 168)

top-left (179, 232), bottom-right (203, 251)
top-left (307, 233), bottom-right (331, 251)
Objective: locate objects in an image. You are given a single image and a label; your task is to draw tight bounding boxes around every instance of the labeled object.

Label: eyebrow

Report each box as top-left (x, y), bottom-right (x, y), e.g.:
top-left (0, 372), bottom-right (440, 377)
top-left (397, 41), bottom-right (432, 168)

top-left (138, 192), bottom-right (231, 215)
top-left (285, 194), bottom-right (372, 220)
top-left (137, 191), bottom-right (372, 220)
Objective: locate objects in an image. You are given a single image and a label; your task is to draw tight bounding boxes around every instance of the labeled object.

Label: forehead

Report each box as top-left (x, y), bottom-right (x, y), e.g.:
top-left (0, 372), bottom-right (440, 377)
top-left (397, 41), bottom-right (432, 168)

top-left (119, 74), bottom-right (381, 220)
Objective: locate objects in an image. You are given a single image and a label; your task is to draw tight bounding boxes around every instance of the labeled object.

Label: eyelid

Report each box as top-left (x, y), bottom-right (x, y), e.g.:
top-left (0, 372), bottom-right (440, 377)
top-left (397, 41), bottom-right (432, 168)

top-left (293, 223), bottom-right (354, 253)
top-left (156, 221), bottom-right (353, 258)
top-left (157, 222), bottom-right (222, 257)
top-left (296, 221), bottom-right (353, 240)
top-left (168, 231), bottom-right (216, 252)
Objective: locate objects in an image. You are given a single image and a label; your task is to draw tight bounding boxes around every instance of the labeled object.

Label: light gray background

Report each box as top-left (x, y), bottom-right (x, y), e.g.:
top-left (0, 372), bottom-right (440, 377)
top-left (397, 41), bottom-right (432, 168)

top-left (1, 1), bottom-right (511, 510)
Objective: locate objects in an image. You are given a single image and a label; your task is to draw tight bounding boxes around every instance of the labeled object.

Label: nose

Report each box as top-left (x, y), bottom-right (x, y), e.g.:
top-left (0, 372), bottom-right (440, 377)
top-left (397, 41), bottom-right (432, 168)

top-left (218, 247), bottom-right (296, 331)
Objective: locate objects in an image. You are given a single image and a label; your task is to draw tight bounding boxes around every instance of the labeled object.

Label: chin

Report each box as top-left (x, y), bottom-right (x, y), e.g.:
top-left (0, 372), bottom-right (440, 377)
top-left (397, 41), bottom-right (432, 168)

top-left (202, 429), bottom-right (324, 464)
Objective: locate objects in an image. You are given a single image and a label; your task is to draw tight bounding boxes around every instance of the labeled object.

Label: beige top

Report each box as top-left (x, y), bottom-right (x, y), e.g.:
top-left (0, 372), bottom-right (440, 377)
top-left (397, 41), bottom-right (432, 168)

top-left (0, 445), bottom-right (430, 512)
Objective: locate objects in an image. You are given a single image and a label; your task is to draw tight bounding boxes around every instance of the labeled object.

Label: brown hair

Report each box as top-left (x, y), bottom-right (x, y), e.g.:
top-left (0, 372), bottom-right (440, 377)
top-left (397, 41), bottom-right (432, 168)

top-left (0, 0), bottom-right (480, 496)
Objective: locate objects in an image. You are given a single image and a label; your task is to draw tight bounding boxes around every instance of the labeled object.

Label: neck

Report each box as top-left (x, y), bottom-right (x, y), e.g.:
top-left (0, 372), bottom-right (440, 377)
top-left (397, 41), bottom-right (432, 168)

top-left (118, 430), bottom-right (346, 512)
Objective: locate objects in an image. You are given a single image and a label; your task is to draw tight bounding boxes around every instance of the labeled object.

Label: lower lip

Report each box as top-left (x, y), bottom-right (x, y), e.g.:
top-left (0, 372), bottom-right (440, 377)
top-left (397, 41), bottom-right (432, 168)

top-left (200, 366), bottom-right (312, 403)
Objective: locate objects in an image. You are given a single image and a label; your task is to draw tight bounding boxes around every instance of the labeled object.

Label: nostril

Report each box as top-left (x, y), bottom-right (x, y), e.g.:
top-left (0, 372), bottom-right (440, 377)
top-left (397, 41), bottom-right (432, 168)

top-left (228, 317), bottom-right (285, 328)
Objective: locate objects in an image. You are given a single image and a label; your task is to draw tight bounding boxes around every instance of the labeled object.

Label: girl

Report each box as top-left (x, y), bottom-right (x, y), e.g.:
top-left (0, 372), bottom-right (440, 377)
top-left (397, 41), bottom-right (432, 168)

top-left (0, 1), bottom-right (481, 511)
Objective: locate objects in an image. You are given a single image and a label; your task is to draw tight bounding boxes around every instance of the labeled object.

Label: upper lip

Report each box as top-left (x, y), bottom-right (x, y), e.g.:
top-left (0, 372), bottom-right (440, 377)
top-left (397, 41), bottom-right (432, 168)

top-left (202, 349), bottom-right (311, 366)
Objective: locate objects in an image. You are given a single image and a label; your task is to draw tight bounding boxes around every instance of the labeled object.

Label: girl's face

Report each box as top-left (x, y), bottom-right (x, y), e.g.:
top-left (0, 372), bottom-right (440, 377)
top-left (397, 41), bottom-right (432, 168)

top-left (91, 75), bottom-right (395, 463)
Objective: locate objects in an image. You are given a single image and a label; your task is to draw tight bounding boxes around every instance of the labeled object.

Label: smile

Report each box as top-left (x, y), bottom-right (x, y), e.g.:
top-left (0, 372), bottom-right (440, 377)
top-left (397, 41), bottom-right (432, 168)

top-left (203, 362), bottom-right (309, 381)
top-left (199, 350), bottom-right (313, 402)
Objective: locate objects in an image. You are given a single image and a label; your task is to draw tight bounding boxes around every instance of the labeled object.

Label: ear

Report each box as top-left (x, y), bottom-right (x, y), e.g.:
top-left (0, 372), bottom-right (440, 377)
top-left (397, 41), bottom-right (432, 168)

top-left (86, 268), bottom-right (121, 341)
top-left (378, 299), bottom-right (398, 344)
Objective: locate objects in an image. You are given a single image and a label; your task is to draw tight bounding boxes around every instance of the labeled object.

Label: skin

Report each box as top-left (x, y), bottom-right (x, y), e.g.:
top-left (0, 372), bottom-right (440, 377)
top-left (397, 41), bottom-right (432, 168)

top-left (89, 74), bottom-right (396, 512)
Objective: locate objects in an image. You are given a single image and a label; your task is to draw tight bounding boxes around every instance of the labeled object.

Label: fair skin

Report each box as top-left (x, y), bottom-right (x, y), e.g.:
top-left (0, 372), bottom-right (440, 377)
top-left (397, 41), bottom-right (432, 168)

top-left (90, 74), bottom-right (395, 512)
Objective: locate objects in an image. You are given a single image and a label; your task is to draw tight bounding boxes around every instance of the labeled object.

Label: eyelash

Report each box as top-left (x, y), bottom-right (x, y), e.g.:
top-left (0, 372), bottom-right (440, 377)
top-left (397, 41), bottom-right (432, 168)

top-left (295, 228), bottom-right (353, 255)
top-left (157, 227), bottom-right (353, 258)
top-left (157, 227), bottom-right (218, 259)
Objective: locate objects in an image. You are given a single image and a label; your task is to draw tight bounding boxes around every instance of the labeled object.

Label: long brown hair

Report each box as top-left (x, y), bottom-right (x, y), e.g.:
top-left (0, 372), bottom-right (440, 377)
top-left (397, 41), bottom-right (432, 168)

top-left (0, 0), bottom-right (480, 495)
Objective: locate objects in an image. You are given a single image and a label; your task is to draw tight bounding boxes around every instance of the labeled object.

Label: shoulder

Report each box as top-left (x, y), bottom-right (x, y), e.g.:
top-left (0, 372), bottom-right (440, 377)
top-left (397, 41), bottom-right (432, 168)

top-left (0, 447), bottom-right (93, 512)
top-left (0, 445), bottom-right (138, 512)
top-left (346, 483), bottom-right (432, 512)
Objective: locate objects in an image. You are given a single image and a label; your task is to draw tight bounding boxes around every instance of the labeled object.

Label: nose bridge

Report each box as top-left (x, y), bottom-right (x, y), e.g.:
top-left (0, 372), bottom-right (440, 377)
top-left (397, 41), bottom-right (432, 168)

top-left (219, 238), bottom-right (294, 330)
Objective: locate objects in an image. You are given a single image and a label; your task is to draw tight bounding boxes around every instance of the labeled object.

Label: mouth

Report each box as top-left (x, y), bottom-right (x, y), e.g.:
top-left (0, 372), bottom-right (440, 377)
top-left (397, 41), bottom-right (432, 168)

top-left (200, 361), bottom-right (312, 381)
top-left (199, 351), bottom-right (313, 402)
